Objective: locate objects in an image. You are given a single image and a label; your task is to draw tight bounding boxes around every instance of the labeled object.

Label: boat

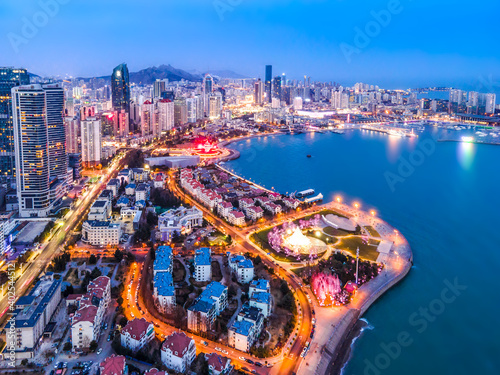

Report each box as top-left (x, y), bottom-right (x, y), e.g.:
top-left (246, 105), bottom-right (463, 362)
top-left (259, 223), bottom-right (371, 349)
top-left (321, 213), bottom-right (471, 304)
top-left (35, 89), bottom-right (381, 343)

top-left (296, 189), bottom-right (315, 199)
top-left (307, 154), bottom-right (312, 158)
top-left (331, 129), bottom-right (345, 135)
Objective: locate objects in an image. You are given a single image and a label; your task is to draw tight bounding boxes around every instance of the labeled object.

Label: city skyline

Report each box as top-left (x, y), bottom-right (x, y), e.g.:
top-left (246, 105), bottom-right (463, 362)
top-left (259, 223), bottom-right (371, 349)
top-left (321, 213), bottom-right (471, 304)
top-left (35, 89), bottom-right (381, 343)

top-left (1, 0), bottom-right (500, 90)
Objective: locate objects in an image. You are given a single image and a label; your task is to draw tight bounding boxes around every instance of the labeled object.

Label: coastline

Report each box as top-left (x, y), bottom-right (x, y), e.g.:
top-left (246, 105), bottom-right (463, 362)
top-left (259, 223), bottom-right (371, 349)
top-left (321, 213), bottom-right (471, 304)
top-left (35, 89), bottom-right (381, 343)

top-left (220, 133), bottom-right (413, 375)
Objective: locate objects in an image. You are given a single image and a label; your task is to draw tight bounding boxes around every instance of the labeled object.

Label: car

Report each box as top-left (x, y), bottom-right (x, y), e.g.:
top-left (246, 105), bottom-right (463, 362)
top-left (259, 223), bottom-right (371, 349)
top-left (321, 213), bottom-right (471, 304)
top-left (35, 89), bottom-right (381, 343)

top-left (246, 359), bottom-right (254, 364)
top-left (239, 356), bottom-right (245, 361)
top-left (203, 341), bottom-right (209, 346)
top-left (222, 350), bottom-right (228, 355)
top-left (312, 318), bottom-right (316, 325)
top-left (96, 348), bottom-right (102, 355)
top-left (215, 347), bottom-right (222, 352)
top-left (131, 312), bottom-right (135, 318)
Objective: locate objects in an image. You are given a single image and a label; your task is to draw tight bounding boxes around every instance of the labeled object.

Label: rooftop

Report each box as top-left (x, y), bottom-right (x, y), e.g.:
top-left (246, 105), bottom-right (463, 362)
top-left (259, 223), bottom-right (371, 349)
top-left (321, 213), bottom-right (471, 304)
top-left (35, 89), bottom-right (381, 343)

top-left (15, 279), bottom-right (61, 328)
top-left (161, 332), bottom-right (193, 358)
top-left (195, 247), bottom-right (211, 266)
top-left (200, 281), bottom-right (227, 300)
top-left (99, 355), bottom-right (126, 375)
top-left (122, 318), bottom-right (153, 340)
top-left (154, 272), bottom-right (174, 297)
top-left (229, 319), bottom-right (254, 337)
top-left (251, 291), bottom-right (271, 305)
top-left (250, 279), bottom-right (269, 292)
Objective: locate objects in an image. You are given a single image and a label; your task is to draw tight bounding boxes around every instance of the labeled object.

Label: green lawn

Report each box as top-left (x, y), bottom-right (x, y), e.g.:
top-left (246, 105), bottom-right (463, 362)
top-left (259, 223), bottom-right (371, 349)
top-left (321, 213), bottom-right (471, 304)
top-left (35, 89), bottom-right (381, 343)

top-left (323, 226), bottom-right (352, 237)
top-left (336, 236), bottom-right (380, 262)
top-left (364, 226), bottom-right (381, 238)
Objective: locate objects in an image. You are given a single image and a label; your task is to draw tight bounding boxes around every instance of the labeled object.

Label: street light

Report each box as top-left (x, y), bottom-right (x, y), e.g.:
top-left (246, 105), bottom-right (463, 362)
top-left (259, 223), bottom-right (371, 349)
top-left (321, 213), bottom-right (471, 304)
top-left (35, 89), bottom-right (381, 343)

top-left (335, 196), bottom-right (342, 203)
top-left (353, 202), bottom-right (360, 210)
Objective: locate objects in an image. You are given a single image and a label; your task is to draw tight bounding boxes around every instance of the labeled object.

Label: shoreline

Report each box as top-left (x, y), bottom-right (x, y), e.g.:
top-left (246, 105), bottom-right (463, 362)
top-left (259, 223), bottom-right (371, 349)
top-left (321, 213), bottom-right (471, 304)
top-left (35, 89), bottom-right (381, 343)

top-left (218, 133), bottom-right (413, 375)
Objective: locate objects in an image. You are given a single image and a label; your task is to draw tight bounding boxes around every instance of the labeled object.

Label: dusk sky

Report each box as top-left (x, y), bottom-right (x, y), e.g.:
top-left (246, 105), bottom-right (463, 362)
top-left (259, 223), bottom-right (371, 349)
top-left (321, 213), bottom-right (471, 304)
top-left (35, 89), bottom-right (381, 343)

top-left (2, 0), bottom-right (500, 90)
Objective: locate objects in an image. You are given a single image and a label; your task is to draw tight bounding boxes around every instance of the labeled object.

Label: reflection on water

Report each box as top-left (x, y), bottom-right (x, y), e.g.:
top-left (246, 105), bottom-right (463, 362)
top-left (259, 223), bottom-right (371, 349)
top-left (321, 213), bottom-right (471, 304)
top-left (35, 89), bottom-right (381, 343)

top-left (457, 142), bottom-right (476, 169)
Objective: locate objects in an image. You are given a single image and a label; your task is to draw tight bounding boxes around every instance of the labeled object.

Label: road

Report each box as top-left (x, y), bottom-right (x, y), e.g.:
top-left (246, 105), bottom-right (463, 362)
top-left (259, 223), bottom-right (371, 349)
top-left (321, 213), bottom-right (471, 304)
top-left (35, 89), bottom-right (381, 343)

top-left (166, 171), bottom-right (313, 375)
top-left (0, 151), bottom-right (132, 324)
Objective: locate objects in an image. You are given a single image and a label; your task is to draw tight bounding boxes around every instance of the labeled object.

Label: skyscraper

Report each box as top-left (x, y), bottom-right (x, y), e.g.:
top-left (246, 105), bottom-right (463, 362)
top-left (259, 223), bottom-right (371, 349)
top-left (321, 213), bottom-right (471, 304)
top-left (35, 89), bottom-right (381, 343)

top-left (141, 100), bottom-right (154, 136)
top-left (272, 76), bottom-right (282, 101)
top-left (158, 99), bottom-right (175, 134)
top-left (254, 79), bottom-right (263, 104)
top-left (203, 74), bottom-right (214, 116)
top-left (111, 64), bottom-right (130, 113)
top-left (81, 117), bottom-right (102, 168)
top-left (0, 67), bottom-right (29, 178)
top-left (208, 93), bottom-right (223, 119)
top-left (204, 74), bottom-right (214, 95)
top-left (12, 84), bottom-right (55, 217)
top-left (154, 79), bottom-right (167, 98)
top-left (65, 117), bottom-right (79, 154)
top-left (265, 65), bottom-right (272, 103)
top-left (44, 85), bottom-right (67, 180)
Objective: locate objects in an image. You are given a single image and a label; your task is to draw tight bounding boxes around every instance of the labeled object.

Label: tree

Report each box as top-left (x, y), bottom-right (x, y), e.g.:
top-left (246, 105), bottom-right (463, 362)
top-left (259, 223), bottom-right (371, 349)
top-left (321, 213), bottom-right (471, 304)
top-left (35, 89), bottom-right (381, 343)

top-left (254, 255), bottom-right (262, 266)
top-left (114, 249), bottom-right (124, 262)
top-left (21, 359), bottom-right (28, 366)
top-left (89, 340), bottom-right (98, 352)
top-left (89, 254), bottom-right (97, 265)
top-left (119, 316), bottom-right (128, 327)
top-left (63, 342), bottom-right (72, 352)
top-left (62, 284), bottom-right (74, 297)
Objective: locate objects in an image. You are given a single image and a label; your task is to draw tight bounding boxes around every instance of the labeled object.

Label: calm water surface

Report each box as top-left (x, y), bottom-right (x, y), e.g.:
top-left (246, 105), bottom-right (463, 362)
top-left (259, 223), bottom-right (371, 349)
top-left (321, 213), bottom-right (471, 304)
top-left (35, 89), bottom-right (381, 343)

top-left (226, 128), bottom-right (500, 375)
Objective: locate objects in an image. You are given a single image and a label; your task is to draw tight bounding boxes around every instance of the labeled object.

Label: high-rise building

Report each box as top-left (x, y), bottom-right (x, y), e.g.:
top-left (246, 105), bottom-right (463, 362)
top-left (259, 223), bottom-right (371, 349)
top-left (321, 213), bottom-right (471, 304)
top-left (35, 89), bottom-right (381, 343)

top-left (141, 100), bottom-right (154, 136)
top-left (174, 98), bottom-right (188, 126)
top-left (12, 84), bottom-right (55, 217)
top-left (158, 99), bottom-right (174, 134)
top-left (154, 79), bottom-right (167, 98)
top-left (195, 95), bottom-right (204, 120)
top-left (81, 117), bottom-right (102, 168)
top-left (111, 64), bottom-right (130, 113)
top-left (265, 65), bottom-right (272, 103)
top-left (209, 93), bottom-right (223, 119)
top-left (65, 117), bottom-right (79, 154)
top-left (449, 89), bottom-right (467, 113)
top-left (254, 79), bottom-right (263, 104)
top-left (272, 76), bottom-right (282, 100)
top-left (186, 98), bottom-right (197, 123)
top-left (204, 75), bottom-right (214, 95)
top-left (482, 93), bottom-right (496, 114)
top-left (44, 85), bottom-right (67, 180)
top-left (0, 67), bottom-right (29, 178)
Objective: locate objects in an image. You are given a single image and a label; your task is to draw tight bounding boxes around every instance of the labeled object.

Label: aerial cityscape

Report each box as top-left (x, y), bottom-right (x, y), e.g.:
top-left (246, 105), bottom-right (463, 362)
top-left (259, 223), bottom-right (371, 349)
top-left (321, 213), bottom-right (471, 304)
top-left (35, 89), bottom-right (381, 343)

top-left (2, 1), bottom-right (500, 375)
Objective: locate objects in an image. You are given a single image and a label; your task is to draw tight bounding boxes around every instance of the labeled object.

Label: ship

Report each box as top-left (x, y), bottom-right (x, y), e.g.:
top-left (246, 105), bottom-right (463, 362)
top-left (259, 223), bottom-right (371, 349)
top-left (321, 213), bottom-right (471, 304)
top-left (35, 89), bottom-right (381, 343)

top-left (296, 189), bottom-right (315, 199)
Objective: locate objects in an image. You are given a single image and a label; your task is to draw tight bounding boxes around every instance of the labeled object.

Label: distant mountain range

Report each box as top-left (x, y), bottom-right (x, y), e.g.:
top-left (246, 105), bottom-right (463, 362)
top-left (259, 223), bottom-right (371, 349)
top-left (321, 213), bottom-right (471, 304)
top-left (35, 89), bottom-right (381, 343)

top-left (63, 64), bottom-right (250, 85)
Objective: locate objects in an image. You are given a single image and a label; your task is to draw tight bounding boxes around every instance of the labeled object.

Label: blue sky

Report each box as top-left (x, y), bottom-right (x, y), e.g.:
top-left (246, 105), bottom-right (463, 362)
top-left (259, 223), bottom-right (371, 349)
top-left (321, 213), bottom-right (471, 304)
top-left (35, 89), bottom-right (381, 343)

top-left (1, 0), bottom-right (499, 90)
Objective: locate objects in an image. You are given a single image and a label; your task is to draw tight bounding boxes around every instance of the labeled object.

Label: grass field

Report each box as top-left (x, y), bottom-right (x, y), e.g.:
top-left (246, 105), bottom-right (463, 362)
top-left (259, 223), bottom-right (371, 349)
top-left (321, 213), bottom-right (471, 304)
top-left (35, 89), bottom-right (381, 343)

top-left (364, 226), bottom-right (381, 238)
top-left (336, 236), bottom-right (381, 262)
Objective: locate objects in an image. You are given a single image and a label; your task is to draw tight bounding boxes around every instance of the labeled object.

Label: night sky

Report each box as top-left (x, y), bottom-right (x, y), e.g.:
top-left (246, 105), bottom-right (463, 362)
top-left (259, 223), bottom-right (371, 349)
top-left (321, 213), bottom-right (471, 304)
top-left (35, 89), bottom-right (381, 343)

top-left (1, 0), bottom-right (499, 90)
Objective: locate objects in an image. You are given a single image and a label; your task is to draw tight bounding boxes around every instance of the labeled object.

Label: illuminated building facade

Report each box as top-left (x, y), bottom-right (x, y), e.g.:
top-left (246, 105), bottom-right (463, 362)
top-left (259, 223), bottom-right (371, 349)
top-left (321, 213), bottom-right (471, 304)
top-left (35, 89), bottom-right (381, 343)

top-left (0, 67), bottom-right (29, 178)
